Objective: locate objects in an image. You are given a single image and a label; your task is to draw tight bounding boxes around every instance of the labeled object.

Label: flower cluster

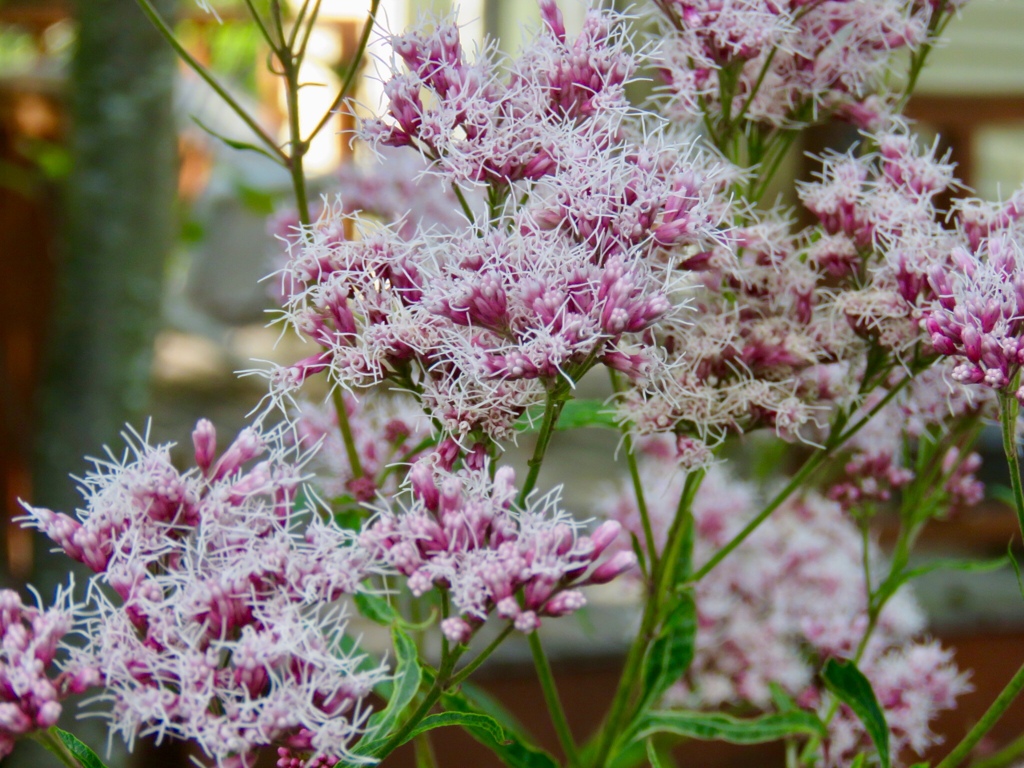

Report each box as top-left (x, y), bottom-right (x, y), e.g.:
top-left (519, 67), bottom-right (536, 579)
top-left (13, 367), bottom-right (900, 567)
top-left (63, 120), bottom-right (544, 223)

top-left (656, 0), bottom-right (954, 129)
top-left (23, 422), bottom-right (384, 767)
top-left (926, 230), bottom-right (1024, 400)
top-left (827, 366), bottom-right (987, 511)
top-left (601, 454), bottom-right (970, 765)
top-left (267, 7), bottom-right (726, 445)
top-left (362, 462), bottom-right (634, 642)
top-left (0, 585), bottom-right (97, 758)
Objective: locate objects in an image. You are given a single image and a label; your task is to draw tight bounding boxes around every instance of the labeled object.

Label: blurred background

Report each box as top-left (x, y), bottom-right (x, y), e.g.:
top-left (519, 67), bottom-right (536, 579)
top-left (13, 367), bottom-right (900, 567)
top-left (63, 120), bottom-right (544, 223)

top-left (2, 0), bottom-right (1024, 766)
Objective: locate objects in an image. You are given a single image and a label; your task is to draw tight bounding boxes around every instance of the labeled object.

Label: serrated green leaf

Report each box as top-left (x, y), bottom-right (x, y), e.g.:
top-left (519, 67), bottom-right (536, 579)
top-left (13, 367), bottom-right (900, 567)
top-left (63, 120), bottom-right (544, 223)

top-left (365, 626), bottom-right (422, 740)
top-left (641, 593), bottom-right (697, 705)
top-left (443, 691), bottom-right (558, 768)
top-left (821, 658), bottom-right (890, 768)
top-left (378, 711), bottom-right (508, 753)
top-left (354, 592), bottom-right (400, 626)
top-left (54, 728), bottom-right (109, 768)
top-left (515, 399), bottom-right (618, 433)
top-left (630, 709), bottom-right (825, 744)
top-left (873, 555), bottom-right (1007, 608)
top-left (451, 683), bottom-right (531, 740)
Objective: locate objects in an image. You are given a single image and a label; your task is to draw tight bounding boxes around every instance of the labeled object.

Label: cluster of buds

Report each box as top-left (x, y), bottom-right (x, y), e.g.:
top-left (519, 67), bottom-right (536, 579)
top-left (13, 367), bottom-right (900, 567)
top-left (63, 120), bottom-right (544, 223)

top-left (0, 586), bottom-right (97, 758)
top-left (361, 463), bottom-right (635, 641)
top-left (22, 422), bottom-right (384, 767)
top-left (361, 5), bottom-right (635, 185)
top-left (657, 0), bottom-right (954, 129)
top-left (926, 233), bottom-right (1024, 400)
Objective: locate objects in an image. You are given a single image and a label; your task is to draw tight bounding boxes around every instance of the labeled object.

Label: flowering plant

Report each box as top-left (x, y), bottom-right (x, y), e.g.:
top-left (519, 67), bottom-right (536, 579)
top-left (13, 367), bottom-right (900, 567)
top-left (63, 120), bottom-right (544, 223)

top-left (11, 1), bottom-right (1024, 767)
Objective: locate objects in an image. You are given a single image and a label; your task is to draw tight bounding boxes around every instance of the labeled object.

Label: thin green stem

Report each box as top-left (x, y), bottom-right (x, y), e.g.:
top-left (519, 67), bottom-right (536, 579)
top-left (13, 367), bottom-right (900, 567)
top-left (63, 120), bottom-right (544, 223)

top-left (413, 733), bottom-right (439, 768)
top-left (449, 625), bottom-right (514, 688)
top-left (296, 0), bottom-right (325, 64)
top-left (529, 631), bottom-right (581, 768)
top-left (937, 660), bottom-right (1024, 768)
top-left (243, 0), bottom-right (283, 52)
top-left (31, 729), bottom-right (83, 768)
top-left (999, 387), bottom-right (1024, 540)
top-left (693, 372), bottom-right (915, 583)
top-left (135, 0), bottom-right (287, 163)
top-left (610, 370), bottom-right (657, 574)
top-left (592, 469), bottom-right (704, 768)
top-left (971, 732), bottom-right (1024, 768)
top-left (517, 392), bottom-right (566, 507)
top-left (451, 182), bottom-right (478, 228)
top-left (331, 386), bottom-right (366, 479)
top-left (305, 0), bottom-right (381, 144)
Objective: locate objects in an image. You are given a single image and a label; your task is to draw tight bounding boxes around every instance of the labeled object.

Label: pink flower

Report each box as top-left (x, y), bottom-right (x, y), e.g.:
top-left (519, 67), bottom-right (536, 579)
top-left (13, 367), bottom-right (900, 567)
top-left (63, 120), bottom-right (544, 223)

top-left (362, 464), bottom-right (635, 639)
top-left (22, 422), bottom-right (384, 766)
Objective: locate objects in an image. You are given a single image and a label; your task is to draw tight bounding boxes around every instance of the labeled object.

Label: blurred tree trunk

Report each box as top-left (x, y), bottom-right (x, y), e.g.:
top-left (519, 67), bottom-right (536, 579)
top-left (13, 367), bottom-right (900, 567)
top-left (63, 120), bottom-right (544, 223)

top-left (33, 0), bottom-right (178, 544)
top-left (17, 0), bottom-right (178, 762)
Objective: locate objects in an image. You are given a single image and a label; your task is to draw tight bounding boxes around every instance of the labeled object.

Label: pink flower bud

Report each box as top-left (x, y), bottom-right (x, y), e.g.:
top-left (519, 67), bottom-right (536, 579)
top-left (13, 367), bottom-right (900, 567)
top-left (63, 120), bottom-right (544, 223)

top-left (192, 419), bottom-right (217, 473)
top-left (212, 428), bottom-right (265, 481)
top-left (441, 618), bottom-right (473, 645)
top-left (590, 521), bottom-right (622, 557)
top-left (588, 551), bottom-right (638, 584)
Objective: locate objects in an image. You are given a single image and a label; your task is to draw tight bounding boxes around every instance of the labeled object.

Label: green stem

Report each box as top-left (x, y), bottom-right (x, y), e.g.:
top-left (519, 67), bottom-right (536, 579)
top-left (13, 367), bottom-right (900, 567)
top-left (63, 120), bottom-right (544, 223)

top-left (971, 731), bottom-right (1024, 768)
top-left (332, 386), bottom-right (365, 479)
top-left (610, 370), bottom-right (657, 573)
top-left (592, 469), bottom-right (704, 768)
top-left (999, 388), bottom-right (1024, 540)
top-left (135, 0), bottom-right (287, 164)
top-left (517, 392), bottom-right (566, 507)
top-left (449, 625), bottom-right (514, 688)
top-left (305, 0), bottom-right (381, 144)
top-left (529, 631), bottom-right (581, 768)
top-left (31, 729), bottom-right (83, 768)
top-left (937, 660), bottom-right (1024, 768)
top-left (693, 372), bottom-right (914, 583)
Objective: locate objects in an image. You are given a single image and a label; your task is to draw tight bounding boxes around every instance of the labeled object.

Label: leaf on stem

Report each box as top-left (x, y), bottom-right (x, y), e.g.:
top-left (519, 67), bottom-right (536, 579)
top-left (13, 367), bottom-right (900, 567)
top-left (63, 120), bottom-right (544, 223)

top-left (444, 691), bottom-right (559, 768)
top-left (364, 625), bottom-right (423, 740)
top-left (54, 728), bottom-right (109, 768)
top-left (515, 399), bottom-right (618, 433)
top-left (821, 658), bottom-right (890, 768)
top-left (354, 592), bottom-right (401, 626)
top-left (873, 556), bottom-right (1008, 608)
top-left (629, 709), bottom-right (825, 744)
top-left (386, 712), bottom-right (510, 751)
top-left (641, 592), bottom-right (697, 706)
top-left (190, 117), bottom-right (283, 164)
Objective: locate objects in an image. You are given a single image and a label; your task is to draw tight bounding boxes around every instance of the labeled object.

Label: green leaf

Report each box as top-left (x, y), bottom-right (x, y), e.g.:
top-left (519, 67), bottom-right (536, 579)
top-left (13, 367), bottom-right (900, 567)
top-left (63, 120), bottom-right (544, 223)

top-left (630, 709), bottom-right (825, 744)
top-left (641, 592), bottom-right (697, 705)
top-left (54, 728), bottom-right (110, 768)
top-left (380, 712), bottom-right (509, 753)
top-left (821, 658), bottom-right (890, 768)
top-left (443, 691), bottom-right (559, 768)
top-left (355, 592), bottom-right (400, 626)
top-left (365, 626), bottom-right (423, 739)
top-left (848, 754), bottom-right (868, 768)
top-left (873, 555), bottom-right (1007, 608)
top-left (515, 399), bottom-right (618, 433)
top-left (190, 116), bottom-right (282, 164)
